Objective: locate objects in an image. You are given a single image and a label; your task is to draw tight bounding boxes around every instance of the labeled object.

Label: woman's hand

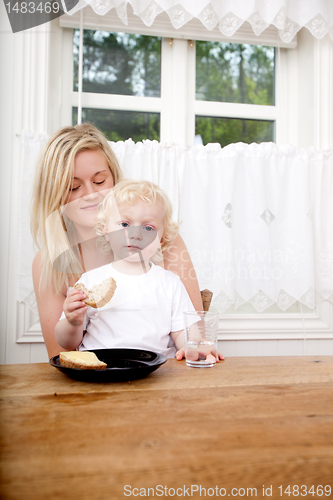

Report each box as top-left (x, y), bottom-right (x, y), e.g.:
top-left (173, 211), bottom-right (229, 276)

top-left (175, 347), bottom-right (224, 362)
top-left (172, 329), bottom-right (224, 362)
top-left (63, 289), bottom-right (87, 327)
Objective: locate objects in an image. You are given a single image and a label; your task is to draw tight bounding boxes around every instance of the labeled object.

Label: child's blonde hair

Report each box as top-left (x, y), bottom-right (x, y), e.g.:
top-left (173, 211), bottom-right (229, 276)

top-left (31, 123), bottom-right (123, 294)
top-left (96, 179), bottom-right (179, 258)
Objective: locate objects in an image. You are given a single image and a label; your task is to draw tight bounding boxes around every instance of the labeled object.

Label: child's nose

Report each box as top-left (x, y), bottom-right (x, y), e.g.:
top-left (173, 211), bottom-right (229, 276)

top-left (128, 226), bottom-right (142, 240)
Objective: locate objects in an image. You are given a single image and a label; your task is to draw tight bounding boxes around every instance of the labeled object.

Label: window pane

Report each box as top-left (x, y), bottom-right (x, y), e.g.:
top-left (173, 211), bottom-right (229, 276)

top-left (73, 108), bottom-right (160, 142)
top-left (195, 116), bottom-right (274, 147)
top-left (73, 30), bottom-right (161, 97)
top-left (196, 42), bottom-right (275, 105)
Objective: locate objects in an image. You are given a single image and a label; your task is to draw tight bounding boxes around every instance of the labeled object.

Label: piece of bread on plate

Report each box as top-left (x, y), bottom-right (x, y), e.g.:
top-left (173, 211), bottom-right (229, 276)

top-left (74, 277), bottom-right (117, 308)
top-left (59, 351), bottom-right (107, 370)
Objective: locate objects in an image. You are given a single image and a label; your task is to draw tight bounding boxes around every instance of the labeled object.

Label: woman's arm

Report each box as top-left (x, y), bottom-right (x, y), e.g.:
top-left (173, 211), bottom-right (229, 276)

top-left (163, 234), bottom-right (203, 311)
top-left (32, 251), bottom-right (70, 359)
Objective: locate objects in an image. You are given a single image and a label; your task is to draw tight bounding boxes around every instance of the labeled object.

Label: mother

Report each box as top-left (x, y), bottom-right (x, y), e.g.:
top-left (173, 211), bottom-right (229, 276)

top-left (31, 123), bottom-right (203, 359)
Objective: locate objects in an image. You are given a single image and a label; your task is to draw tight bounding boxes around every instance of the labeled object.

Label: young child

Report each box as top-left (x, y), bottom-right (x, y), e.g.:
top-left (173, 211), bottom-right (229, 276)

top-left (55, 180), bottom-right (196, 359)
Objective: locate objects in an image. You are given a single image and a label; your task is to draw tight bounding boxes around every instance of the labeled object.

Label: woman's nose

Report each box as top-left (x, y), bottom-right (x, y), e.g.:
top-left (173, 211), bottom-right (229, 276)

top-left (82, 184), bottom-right (99, 200)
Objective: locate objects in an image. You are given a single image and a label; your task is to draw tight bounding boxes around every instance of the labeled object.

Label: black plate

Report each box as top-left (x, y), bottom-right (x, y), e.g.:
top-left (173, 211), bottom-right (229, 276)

top-left (49, 348), bottom-right (167, 382)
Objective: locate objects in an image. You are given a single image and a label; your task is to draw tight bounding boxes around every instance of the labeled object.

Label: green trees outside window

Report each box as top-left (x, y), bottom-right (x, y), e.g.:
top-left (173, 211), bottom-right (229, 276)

top-left (196, 41), bottom-right (275, 146)
top-left (73, 30), bottom-right (161, 97)
top-left (196, 41), bottom-right (275, 105)
top-left (72, 108), bottom-right (160, 142)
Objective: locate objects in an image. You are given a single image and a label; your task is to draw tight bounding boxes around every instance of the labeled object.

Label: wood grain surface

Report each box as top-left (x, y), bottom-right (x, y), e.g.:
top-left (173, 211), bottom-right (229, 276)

top-left (1, 357), bottom-right (333, 500)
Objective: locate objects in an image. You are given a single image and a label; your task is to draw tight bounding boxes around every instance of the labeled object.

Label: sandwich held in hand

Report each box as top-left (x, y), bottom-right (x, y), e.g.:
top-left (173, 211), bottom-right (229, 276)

top-left (74, 277), bottom-right (117, 308)
top-left (59, 351), bottom-right (107, 370)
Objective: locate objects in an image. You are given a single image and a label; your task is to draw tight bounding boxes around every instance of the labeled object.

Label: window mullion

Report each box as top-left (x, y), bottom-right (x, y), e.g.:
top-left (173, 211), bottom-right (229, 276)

top-left (72, 92), bottom-right (162, 113)
top-left (195, 101), bottom-right (278, 121)
top-left (160, 38), bottom-right (192, 145)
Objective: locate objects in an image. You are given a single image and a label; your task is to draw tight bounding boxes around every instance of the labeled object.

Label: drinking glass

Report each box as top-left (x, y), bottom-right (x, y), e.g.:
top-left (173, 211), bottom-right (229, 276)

top-left (184, 311), bottom-right (219, 368)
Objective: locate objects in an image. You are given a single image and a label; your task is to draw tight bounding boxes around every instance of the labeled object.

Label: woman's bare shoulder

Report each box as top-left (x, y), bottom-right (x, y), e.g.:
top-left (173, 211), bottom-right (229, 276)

top-left (171, 233), bottom-right (186, 251)
top-left (164, 233), bottom-right (189, 265)
top-left (163, 233), bottom-right (203, 311)
top-left (32, 251), bottom-right (43, 285)
top-left (32, 250), bottom-right (41, 267)
top-left (32, 250), bottom-right (68, 297)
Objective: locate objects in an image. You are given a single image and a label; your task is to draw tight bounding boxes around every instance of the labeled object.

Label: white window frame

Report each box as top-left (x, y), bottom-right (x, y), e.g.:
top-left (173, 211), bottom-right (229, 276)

top-left (64, 30), bottom-right (282, 146)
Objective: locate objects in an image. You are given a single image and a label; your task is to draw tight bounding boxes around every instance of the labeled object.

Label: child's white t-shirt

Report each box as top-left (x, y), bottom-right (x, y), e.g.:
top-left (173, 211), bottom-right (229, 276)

top-left (75, 262), bottom-right (195, 358)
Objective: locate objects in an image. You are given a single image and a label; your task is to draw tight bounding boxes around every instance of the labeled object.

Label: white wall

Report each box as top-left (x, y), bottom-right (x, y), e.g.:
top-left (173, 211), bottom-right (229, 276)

top-left (1, 10), bottom-right (332, 363)
top-left (0, 2), bottom-right (14, 364)
top-left (0, 2), bottom-right (50, 363)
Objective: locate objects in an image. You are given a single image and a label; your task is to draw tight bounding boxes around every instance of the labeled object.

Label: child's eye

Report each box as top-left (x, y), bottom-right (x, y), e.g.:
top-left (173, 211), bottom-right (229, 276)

top-left (144, 226), bottom-right (155, 232)
top-left (120, 222), bottom-right (130, 228)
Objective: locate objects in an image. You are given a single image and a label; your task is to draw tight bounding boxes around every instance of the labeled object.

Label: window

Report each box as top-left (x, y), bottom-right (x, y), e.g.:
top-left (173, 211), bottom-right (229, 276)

top-left (72, 30), bottom-right (161, 141)
top-left (195, 41), bottom-right (275, 146)
top-left (70, 30), bottom-right (278, 146)
top-left (196, 43), bottom-right (275, 105)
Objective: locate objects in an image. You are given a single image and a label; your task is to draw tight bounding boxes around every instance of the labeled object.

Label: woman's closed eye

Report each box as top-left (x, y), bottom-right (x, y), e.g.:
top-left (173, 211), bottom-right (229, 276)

top-left (69, 179), bottom-right (107, 192)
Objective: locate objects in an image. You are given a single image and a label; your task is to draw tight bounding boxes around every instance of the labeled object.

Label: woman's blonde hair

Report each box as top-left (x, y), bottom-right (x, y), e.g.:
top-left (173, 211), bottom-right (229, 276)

top-left (96, 179), bottom-right (179, 259)
top-left (31, 123), bottom-right (123, 293)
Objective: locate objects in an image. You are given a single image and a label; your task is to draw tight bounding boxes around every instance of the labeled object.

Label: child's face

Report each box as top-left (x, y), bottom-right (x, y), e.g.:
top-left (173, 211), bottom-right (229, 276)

top-left (107, 199), bottom-right (165, 263)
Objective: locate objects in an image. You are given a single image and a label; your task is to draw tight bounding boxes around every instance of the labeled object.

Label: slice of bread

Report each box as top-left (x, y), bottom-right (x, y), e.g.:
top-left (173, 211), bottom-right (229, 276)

top-left (74, 277), bottom-right (117, 308)
top-left (59, 351), bottom-right (107, 370)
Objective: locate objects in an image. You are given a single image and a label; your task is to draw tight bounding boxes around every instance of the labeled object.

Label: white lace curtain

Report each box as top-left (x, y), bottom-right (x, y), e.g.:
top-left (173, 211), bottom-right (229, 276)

top-left (66, 0), bottom-right (333, 42)
top-left (18, 133), bottom-right (333, 314)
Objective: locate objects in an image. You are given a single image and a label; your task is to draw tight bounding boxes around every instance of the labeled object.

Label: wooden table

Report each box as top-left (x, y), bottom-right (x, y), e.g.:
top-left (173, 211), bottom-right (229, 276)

top-left (1, 357), bottom-right (333, 500)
